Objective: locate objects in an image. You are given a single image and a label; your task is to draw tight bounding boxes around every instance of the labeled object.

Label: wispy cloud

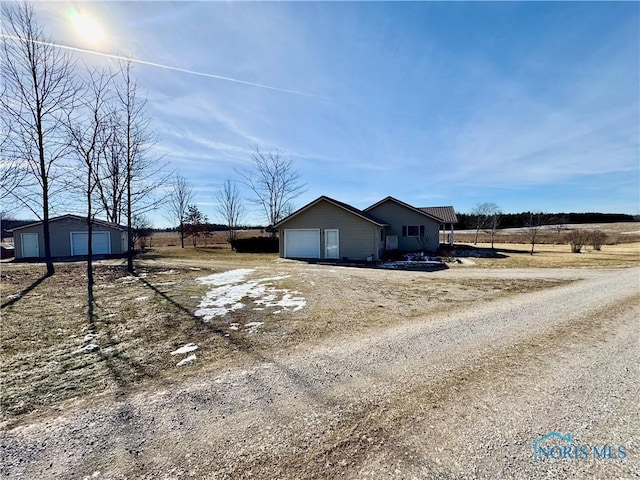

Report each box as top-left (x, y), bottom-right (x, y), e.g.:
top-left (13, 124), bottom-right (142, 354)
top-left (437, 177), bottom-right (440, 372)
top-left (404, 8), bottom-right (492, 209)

top-left (0, 34), bottom-right (332, 100)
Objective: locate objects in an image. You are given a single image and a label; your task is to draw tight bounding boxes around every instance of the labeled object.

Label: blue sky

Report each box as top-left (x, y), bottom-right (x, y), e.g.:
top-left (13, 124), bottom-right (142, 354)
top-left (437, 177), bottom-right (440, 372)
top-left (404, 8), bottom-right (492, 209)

top-left (33, 1), bottom-right (640, 226)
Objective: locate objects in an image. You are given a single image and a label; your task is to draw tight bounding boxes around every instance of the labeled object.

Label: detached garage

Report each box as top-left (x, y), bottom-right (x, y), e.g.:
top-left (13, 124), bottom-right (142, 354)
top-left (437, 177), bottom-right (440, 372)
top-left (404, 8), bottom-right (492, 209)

top-left (11, 214), bottom-right (128, 260)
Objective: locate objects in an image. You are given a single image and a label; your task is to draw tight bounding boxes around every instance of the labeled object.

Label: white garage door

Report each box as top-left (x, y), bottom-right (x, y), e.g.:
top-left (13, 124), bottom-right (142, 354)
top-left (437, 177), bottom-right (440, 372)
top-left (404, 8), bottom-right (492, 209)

top-left (284, 229), bottom-right (320, 259)
top-left (71, 232), bottom-right (111, 256)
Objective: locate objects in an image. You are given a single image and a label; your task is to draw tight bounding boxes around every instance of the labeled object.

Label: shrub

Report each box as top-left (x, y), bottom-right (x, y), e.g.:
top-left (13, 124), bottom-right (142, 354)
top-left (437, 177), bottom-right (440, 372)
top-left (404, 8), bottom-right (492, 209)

top-left (589, 230), bottom-right (607, 251)
top-left (564, 230), bottom-right (589, 253)
top-left (229, 236), bottom-right (279, 253)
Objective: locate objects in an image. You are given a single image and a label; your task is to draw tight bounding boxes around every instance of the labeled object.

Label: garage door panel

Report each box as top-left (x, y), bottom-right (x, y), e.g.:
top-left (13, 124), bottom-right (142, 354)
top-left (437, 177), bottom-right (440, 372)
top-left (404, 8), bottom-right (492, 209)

top-left (285, 229), bottom-right (320, 259)
top-left (71, 232), bottom-right (111, 256)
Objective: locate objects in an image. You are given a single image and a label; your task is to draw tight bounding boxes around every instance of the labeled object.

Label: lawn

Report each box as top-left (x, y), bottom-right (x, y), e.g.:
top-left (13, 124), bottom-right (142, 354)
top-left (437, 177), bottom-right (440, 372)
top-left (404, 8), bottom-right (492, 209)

top-left (1, 240), bottom-right (636, 426)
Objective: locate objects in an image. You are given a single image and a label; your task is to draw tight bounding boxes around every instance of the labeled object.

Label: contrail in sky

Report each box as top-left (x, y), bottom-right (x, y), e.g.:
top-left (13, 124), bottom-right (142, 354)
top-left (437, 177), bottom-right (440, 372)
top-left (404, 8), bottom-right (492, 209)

top-left (0, 34), bottom-right (333, 101)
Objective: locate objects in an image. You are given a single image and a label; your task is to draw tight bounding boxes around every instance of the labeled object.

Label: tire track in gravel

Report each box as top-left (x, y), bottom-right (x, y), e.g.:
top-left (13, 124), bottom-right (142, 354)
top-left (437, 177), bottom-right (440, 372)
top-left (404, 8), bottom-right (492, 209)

top-left (2, 267), bottom-right (638, 479)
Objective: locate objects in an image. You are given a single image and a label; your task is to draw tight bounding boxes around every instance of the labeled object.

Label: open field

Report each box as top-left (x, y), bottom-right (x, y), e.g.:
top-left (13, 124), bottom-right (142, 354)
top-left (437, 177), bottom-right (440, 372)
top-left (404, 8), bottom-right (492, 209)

top-left (1, 243), bottom-right (639, 478)
top-left (454, 221), bottom-right (640, 245)
top-left (455, 241), bottom-right (640, 268)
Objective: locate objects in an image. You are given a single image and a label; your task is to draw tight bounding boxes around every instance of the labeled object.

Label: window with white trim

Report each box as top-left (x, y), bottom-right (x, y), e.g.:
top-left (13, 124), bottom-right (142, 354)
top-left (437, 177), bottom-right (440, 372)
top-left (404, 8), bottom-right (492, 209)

top-left (402, 225), bottom-right (425, 237)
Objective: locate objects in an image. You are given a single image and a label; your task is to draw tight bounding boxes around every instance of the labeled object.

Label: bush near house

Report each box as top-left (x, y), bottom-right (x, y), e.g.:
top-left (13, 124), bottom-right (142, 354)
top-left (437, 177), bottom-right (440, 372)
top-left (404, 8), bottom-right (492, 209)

top-left (230, 236), bottom-right (279, 253)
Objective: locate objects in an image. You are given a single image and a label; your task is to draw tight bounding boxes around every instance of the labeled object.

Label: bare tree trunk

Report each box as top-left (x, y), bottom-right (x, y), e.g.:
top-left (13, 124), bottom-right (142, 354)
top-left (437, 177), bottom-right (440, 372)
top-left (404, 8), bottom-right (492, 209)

top-left (168, 174), bottom-right (193, 249)
top-left (1, 3), bottom-right (78, 276)
top-left (215, 179), bottom-right (245, 244)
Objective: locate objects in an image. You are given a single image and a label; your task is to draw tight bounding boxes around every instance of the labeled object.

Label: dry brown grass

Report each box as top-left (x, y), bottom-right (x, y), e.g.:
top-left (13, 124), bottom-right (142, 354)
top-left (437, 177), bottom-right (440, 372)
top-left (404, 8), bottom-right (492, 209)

top-left (148, 229), bottom-right (266, 248)
top-left (456, 242), bottom-right (640, 268)
top-left (0, 246), bottom-right (579, 423)
top-left (454, 221), bottom-right (640, 245)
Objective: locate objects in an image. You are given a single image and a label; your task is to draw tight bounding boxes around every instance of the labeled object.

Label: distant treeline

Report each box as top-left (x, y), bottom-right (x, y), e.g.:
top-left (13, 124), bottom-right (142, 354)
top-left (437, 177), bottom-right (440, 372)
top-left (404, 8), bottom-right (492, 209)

top-left (455, 212), bottom-right (637, 230)
top-left (159, 224), bottom-right (267, 233)
top-left (1, 219), bottom-right (36, 238)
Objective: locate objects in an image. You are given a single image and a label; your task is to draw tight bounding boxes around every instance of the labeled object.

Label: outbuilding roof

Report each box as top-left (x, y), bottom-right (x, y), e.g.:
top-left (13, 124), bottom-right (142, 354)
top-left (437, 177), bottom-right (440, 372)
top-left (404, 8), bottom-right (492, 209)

top-left (10, 214), bottom-right (127, 232)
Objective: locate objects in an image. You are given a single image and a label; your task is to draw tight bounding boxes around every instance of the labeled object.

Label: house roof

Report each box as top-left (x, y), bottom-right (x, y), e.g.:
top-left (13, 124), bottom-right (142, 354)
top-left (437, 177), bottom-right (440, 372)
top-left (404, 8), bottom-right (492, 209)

top-left (364, 196), bottom-right (443, 223)
top-left (418, 206), bottom-right (458, 224)
top-left (10, 214), bottom-right (127, 232)
top-left (274, 196), bottom-right (389, 228)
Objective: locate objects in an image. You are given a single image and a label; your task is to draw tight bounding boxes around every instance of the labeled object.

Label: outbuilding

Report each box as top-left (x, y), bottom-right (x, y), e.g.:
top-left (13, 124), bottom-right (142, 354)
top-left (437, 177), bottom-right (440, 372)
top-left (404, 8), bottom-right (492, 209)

top-left (11, 214), bottom-right (128, 259)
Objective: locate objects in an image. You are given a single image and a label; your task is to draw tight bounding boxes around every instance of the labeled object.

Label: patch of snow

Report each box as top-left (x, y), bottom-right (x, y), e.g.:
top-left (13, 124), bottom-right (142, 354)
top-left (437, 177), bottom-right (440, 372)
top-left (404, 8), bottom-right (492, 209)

top-left (135, 296), bottom-right (149, 301)
top-left (170, 343), bottom-right (198, 355)
top-left (194, 269), bottom-right (306, 320)
top-left (196, 268), bottom-right (254, 286)
top-left (229, 323), bottom-right (240, 331)
top-left (157, 269), bottom-right (176, 275)
top-left (7, 294), bottom-right (20, 300)
top-left (254, 290), bottom-right (306, 312)
top-left (244, 322), bottom-right (264, 333)
top-left (118, 278), bottom-right (136, 284)
top-left (84, 333), bottom-right (98, 342)
top-left (176, 354), bottom-right (196, 366)
top-left (189, 267), bottom-right (202, 271)
top-left (73, 343), bottom-right (98, 354)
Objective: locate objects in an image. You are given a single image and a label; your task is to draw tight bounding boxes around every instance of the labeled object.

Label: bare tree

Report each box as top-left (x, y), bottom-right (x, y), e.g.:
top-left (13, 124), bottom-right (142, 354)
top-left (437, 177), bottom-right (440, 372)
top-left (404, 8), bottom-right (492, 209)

top-left (215, 179), bottom-right (245, 243)
top-left (66, 68), bottom-right (114, 310)
top-left (471, 202), bottom-right (499, 245)
top-left (1, 1), bottom-right (79, 275)
top-left (485, 206), bottom-right (502, 249)
top-left (236, 146), bottom-right (306, 234)
top-left (524, 211), bottom-right (546, 255)
top-left (131, 214), bottom-right (153, 251)
top-left (167, 173), bottom-right (193, 248)
top-left (0, 117), bottom-right (28, 204)
top-left (115, 61), bottom-right (167, 272)
top-left (93, 113), bottom-right (127, 224)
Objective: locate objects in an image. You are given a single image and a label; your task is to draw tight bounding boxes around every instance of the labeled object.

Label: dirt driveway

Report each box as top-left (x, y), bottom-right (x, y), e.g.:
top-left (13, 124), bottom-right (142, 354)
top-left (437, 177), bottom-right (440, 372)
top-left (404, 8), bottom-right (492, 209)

top-left (2, 266), bottom-right (639, 479)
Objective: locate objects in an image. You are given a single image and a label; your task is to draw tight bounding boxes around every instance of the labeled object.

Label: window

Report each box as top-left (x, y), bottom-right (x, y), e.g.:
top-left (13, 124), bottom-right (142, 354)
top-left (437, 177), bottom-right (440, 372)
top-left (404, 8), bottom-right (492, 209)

top-left (402, 225), bottom-right (425, 237)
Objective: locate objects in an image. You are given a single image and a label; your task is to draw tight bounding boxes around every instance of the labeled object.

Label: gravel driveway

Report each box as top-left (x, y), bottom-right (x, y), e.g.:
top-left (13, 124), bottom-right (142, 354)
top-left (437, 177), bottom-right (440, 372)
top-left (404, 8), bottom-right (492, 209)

top-left (2, 266), bottom-right (638, 479)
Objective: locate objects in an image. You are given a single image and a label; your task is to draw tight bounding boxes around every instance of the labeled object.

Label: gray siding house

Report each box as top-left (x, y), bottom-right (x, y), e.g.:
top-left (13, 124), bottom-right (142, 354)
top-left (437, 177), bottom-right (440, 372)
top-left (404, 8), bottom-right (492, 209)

top-left (275, 196), bottom-right (456, 261)
top-left (275, 197), bottom-right (387, 261)
top-left (364, 197), bottom-right (442, 253)
top-left (12, 214), bottom-right (128, 259)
